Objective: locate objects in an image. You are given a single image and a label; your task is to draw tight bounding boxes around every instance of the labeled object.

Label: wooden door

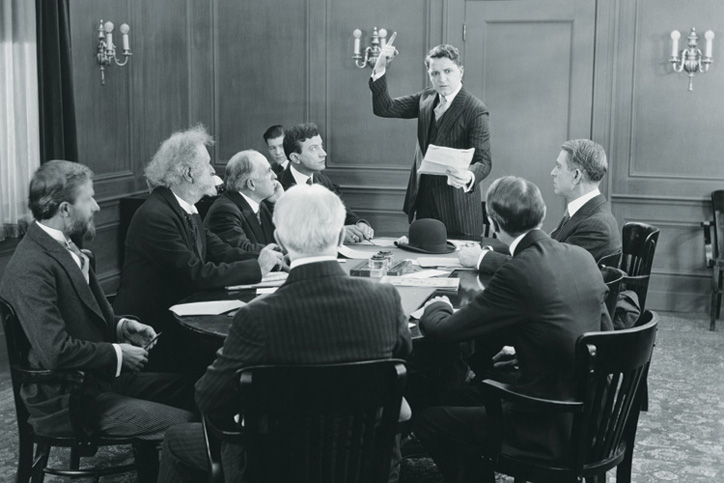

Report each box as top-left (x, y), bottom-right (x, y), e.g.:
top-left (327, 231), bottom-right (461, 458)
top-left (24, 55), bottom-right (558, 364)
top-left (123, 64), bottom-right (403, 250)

top-left (462, 0), bottom-right (596, 231)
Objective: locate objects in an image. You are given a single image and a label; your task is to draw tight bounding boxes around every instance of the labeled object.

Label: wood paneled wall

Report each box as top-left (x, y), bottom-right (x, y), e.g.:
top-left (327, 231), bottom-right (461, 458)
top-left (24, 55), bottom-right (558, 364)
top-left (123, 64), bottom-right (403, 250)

top-left (6, 0), bottom-right (714, 314)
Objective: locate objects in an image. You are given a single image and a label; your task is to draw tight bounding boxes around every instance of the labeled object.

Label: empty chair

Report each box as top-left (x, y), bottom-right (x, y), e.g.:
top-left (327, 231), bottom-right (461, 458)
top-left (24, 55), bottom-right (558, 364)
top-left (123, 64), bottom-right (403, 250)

top-left (702, 189), bottom-right (724, 331)
top-left (620, 222), bottom-right (660, 316)
top-left (203, 360), bottom-right (407, 483)
top-left (479, 310), bottom-right (659, 483)
top-left (0, 297), bottom-right (136, 483)
top-left (601, 266), bottom-right (626, 323)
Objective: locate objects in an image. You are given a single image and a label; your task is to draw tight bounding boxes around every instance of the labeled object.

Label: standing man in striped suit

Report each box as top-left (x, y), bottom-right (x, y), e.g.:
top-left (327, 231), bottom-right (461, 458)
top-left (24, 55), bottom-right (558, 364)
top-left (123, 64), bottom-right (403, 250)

top-left (369, 43), bottom-right (492, 240)
top-left (158, 184), bottom-right (412, 482)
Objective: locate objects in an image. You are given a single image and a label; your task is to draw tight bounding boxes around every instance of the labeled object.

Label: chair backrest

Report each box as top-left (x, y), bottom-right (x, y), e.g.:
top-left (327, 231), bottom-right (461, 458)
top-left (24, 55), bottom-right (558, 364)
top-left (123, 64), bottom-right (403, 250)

top-left (620, 222), bottom-right (660, 312)
top-left (234, 360), bottom-right (406, 483)
top-left (0, 298), bottom-right (34, 434)
top-left (597, 250), bottom-right (622, 269)
top-left (481, 201), bottom-right (491, 238)
top-left (712, 190), bottom-right (724, 260)
top-left (571, 310), bottom-right (658, 474)
top-left (600, 266), bottom-right (626, 320)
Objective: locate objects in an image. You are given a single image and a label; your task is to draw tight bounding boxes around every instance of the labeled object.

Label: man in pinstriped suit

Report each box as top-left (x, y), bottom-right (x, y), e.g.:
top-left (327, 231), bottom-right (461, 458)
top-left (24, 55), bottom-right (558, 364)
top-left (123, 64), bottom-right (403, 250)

top-left (159, 184), bottom-right (412, 482)
top-left (369, 43), bottom-right (492, 240)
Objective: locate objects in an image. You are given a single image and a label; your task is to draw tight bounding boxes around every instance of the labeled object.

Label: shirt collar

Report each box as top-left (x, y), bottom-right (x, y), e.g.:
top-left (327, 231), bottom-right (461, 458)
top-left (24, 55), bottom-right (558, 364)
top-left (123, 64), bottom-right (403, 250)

top-left (508, 231), bottom-right (529, 256)
top-left (171, 190), bottom-right (199, 215)
top-left (567, 188), bottom-right (600, 217)
top-left (290, 165), bottom-right (312, 186)
top-left (439, 83), bottom-right (463, 106)
top-left (36, 221), bottom-right (68, 244)
top-left (290, 255), bottom-right (337, 269)
top-left (239, 191), bottom-right (260, 214)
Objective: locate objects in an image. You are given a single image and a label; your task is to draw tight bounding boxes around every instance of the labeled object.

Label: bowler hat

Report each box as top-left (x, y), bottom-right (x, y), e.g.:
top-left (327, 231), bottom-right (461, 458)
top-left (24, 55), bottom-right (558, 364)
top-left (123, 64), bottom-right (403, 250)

top-left (396, 218), bottom-right (456, 254)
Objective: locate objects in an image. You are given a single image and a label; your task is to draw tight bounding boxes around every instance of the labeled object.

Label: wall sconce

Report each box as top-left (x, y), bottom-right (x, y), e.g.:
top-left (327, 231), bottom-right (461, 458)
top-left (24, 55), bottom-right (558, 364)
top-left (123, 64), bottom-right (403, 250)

top-left (352, 27), bottom-right (391, 69)
top-left (670, 27), bottom-right (714, 91)
top-left (96, 19), bottom-right (132, 85)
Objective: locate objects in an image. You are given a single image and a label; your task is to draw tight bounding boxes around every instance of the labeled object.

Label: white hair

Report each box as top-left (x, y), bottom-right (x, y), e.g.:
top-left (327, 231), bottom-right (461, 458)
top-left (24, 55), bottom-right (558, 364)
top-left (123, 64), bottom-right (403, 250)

top-left (273, 184), bottom-right (345, 255)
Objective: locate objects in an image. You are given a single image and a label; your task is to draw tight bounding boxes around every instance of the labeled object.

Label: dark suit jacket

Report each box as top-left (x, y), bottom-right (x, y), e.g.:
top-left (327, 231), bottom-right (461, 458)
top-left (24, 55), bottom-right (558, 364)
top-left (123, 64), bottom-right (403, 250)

top-left (420, 229), bottom-right (611, 461)
top-left (203, 191), bottom-right (275, 252)
top-left (479, 194), bottom-right (621, 274)
top-left (194, 260), bottom-right (411, 478)
top-left (370, 75), bottom-right (492, 239)
top-left (113, 187), bottom-right (262, 331)
top-left (279, 166), bottom-right (364, 227)
top-left (0, 222), bottom-right (120, 433)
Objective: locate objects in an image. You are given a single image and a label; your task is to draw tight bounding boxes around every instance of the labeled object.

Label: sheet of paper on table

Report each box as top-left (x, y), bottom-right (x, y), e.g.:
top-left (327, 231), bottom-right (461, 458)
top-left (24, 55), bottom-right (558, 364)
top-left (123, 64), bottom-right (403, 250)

top-left (417, 144), bottom-right (474, 176)
top-left (169, 299), bottom-right (245, 316)
top-left (399, 269), bottom-right (449, 279)
top-left (380, 276), bottom-right (460, 290)
top-left (337, 245), bottom-right (374, 259)
top-left (226, 272), bottom-right (288, 291)
top-left (417, 257), bottom-right (464, 269)
top-left (256, 287), bottom-right (278, 295)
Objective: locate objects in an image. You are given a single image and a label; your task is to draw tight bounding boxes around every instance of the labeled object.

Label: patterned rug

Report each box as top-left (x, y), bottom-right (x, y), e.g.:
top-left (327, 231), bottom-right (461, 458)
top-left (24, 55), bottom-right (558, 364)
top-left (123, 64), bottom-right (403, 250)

top-left (0, 313), bottom-right (720, 482)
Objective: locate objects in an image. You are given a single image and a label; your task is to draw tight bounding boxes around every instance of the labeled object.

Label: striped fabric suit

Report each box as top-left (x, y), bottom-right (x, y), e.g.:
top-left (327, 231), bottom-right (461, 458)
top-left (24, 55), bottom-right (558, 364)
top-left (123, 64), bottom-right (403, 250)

top-left (203, 190), bottom-right (275, 253)
top-left (370, 75), bottom-right (492, 239)
top-left (193, 260), bottom-right (412, 481)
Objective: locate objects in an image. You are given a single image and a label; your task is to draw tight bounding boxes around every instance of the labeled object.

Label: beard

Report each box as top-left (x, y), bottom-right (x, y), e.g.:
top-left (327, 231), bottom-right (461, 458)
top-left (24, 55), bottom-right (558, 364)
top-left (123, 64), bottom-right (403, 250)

top-left (68, 216), bottom-right (96, 242)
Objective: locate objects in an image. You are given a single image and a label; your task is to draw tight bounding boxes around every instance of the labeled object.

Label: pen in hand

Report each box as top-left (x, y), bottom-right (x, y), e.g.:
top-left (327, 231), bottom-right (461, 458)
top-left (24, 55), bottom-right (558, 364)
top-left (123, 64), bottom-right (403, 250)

top-left (143, 332), bottom-right (162, 350)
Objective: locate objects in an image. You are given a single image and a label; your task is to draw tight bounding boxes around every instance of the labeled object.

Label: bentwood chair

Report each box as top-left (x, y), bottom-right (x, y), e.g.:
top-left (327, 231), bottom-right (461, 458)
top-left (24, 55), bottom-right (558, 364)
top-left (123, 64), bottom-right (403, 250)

top-left (0, 298), bottom-right (137, 483)
top-left (620, 222), bottom-right (660, 318)
top-left (601, 266), bottom-right (626, 323)
top-left (479, 311), bottom-right (658, 483)
top-left (203, 360), bottom-right (407, 483)
top-left (702, 189), bottom-right (724, 331)
top-left (597, 250), bottom-right (622, 269)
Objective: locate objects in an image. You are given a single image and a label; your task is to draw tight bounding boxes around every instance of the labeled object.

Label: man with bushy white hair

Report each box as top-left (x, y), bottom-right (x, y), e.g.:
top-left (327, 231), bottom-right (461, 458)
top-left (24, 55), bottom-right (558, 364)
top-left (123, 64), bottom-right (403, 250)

top-left (159, 184), bottom-right (412, 482)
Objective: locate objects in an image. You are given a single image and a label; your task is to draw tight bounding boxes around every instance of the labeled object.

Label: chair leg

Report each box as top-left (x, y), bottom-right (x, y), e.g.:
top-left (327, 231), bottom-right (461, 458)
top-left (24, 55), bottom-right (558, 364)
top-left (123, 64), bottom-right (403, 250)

top-left (70, 447), bottom-right (81, 470)
top-left (15, 432), bottom-right (33, 483)
top-left (711, 266), bottom-right (722, 331)
top-left (30, 443), bottom-right (50, 483)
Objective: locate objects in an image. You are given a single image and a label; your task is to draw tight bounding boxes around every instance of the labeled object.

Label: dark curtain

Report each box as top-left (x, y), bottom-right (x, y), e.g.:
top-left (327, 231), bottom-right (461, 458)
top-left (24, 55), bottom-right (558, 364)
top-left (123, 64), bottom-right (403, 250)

top-left (35, 0), bottom-right (78, 163)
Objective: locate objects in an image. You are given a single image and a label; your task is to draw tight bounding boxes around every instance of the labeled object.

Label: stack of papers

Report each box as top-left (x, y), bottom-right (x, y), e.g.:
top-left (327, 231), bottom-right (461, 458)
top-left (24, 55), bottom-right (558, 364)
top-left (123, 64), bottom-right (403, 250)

top-left (169, 300), bottom-right (245, 316)
top-left (226, 272), bottom-right (288, 291)
top-left (380, 276), bottom-right (460, 291)
top-left (418, 144), bottom-right (474, 176)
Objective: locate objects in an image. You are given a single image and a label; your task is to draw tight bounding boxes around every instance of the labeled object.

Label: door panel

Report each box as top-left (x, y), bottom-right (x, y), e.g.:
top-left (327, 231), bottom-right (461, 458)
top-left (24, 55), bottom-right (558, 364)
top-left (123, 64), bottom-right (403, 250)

top-left (463, 0), bottom-right (595, 231)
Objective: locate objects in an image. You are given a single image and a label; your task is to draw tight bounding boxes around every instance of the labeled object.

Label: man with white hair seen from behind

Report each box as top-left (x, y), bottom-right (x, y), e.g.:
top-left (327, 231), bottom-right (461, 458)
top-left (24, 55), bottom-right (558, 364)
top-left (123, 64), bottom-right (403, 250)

top-left (158, 184), bottom-right (412, 482)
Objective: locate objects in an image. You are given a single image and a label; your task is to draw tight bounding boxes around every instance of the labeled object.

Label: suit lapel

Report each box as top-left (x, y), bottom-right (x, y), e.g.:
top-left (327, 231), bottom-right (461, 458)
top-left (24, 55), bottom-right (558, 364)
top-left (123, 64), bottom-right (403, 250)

top-left (155, 187), bottom-right (204, 258)
top-left (553, 195), bottom-right (606, 241)
top-left (433, 88), bottom-right (467, 142)
top-left (418, 90), bottom-right (437, 154)
top-left (28, 224), bottom-right (109, 326)
top-left (229, 191), bottom-right (265, 243)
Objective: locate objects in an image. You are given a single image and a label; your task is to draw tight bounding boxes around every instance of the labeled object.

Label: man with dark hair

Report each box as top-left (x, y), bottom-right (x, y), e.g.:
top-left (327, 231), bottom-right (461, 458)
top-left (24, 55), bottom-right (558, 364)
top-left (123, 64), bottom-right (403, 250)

top-left (113, 126), bottom-right (285, 370)
top-left (414, 176), bottom-right (611, 482)
top-left (461, 139), bottom-right (621, 273)
top-left (279, 122), bottom-right (375, 244)
top-left (262, 124), bottom-right (288, 175)
top-left (369, 43), bottom-right (492, 240)
top-left (204, 149), bottom-right (283, 251)
top-left (158, 184), bottom-right (411, 482)
top-left (0, 160), bottom-right (197, 483)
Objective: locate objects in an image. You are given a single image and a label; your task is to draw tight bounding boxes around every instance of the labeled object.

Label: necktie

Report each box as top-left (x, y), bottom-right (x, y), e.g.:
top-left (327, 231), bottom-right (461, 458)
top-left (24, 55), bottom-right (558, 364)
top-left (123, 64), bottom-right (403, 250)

top-left (184, 213), bottom-right (204, 259)
top-left (254, 210), bottom-right (262, 225)
top-left (434, 95), bottom-right (448, 121)
top-left (66, 239), bottom-right (90, 283)
top-left (306, 177), bottom-right (313, 186)
top-left (554, 209), bottom-right (571, 233)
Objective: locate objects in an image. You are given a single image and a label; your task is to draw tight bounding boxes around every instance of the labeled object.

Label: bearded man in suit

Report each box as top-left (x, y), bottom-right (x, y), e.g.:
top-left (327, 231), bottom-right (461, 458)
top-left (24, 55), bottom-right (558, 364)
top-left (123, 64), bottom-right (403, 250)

top-left (0, 160), bottom-right (197, 482)
top-left (158, 184), bottom-right (412, 482)
top-left (414, 176), bottom-right (611, 482)
top-left (460, 139), bottom-right (621, 273)
top-left (204, 149), bottom-right (283, 252)
top-left (369, 43), bottom-right (492, 240)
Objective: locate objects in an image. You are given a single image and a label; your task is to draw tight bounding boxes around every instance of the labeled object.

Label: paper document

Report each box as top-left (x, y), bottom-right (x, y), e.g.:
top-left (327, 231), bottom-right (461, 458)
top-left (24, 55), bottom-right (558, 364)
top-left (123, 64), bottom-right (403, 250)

top-left (226, 272), bottom-right (288, 291)
top-left (417, 257), bottom-right (463, 269)
top-left (368, 237), bottom-right (398, 248)
top-left (399, 269), bottom-right (449, 279)
top-left (418, 144), bottom-right (474, 176)
top-left (256, 287), bottom-right (278, 295)
top-left (337, 245), bottom-right (374, 259)
top-left (381, 276), bottom-right (460, 290)
top-left (170, 300), bottom-right (245, 316)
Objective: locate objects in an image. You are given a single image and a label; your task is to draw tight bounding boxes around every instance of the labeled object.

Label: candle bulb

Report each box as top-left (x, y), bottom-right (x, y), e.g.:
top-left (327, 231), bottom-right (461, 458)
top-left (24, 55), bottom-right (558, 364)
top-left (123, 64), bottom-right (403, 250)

top-left (670, 30), bottom-right (680, 58)
top-left (104, 21), bottom-right (114, 50)
top-left (704, 30), bottom-right (714, 58)
top-left (353, 29), bottom-right (362, 55)
top-left (379, 28), bottom-right (388, 48)
top-left (120, 23), bottom-right (130, 51)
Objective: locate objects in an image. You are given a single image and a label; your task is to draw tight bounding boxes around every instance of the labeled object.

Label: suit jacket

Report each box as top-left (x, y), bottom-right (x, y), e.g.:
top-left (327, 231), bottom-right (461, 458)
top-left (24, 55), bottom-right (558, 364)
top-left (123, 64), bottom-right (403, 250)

top-left (113, 187), bottom-right (262, 331)
top-left (370, 75), bottom-right (492, 239)
top-left (0, 223), bottom-right (120, 433)
top-left (420, 229), bottom-right (611, 461)
top-left (279, 167), bottom-right (364, 227)
top-left (203, 191), bottom-right (275, 252)
top-left (479, 194), bottom-right (621, 274)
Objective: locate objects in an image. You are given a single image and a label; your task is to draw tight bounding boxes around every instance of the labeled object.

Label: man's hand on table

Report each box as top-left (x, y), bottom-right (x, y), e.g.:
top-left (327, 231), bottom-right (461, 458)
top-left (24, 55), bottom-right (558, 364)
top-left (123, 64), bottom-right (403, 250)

top-left (344, 222), bottom-right (374, 244)
top-left (492, 345), bottom-right (519, 371)
top-left (258, 244), bottom-right (286, 276)
top-left (423, 295), bottom-right (453, 311)
top-left (459, 245), bottom-right (483, 268)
